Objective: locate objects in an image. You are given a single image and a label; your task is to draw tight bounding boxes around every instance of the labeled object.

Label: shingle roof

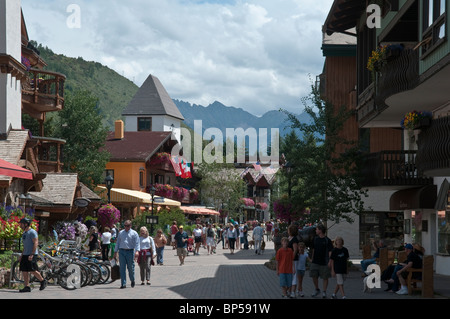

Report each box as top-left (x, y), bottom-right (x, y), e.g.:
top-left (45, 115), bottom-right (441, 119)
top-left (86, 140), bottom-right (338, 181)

top-left (0, 130), bottom-right (30, 182)
top-left (104, 131), bottom-right (176, 162)
top-left (28, 173), bottom-right (78, 205)
top-left (122, 74), bottom-right (184, 120)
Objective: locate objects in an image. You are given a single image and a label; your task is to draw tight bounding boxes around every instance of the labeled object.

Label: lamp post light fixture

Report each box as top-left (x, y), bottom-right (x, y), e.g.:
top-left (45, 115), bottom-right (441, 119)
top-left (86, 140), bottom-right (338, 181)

top-left (147, 186), bottom-right (158, 235)
top-left (105, 174), bottom-right (114, 204)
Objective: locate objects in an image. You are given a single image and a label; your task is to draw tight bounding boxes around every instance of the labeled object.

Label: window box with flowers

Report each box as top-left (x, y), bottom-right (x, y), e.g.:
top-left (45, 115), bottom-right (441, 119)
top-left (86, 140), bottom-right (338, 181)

top-left (400, 111), bottom-right (432, 130)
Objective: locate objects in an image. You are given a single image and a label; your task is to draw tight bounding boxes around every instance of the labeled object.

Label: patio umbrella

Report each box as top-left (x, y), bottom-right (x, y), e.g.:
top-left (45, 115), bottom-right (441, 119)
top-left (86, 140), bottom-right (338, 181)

top-left (0, 158), bottom-right (33, 180)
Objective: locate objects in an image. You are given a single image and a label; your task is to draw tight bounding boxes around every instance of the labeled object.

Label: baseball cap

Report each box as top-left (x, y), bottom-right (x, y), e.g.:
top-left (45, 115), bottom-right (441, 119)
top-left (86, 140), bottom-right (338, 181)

top-left (405, 243), bottom-right (413, 249)
top-left (179, 225), bottom-right (184, 229)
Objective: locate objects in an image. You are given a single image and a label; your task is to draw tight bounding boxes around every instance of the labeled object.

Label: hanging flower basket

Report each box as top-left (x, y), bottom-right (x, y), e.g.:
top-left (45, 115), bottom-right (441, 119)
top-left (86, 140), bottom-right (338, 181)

top-left (400, 111), bottom-right (432, 130)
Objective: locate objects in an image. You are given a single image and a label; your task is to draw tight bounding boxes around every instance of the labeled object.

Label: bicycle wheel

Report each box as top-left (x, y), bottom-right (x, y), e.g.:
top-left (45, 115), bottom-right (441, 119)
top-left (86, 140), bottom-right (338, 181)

top-left (74, 261), bottom-right (90, 287)
top-left (12, 259), bottom-right (39, 283)
top-left (96, 262), bottom-right (111, 284)
top-left (87, 262), bottom-right (102, 285)
top-left (12, 260), bottom-right (24, 282)
top-left (57, 264), bottom-right (80, 290)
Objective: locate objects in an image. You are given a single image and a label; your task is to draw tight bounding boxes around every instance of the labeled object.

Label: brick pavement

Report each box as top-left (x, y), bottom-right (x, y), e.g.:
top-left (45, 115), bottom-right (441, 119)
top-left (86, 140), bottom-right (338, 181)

top-left (1, 239), bottom-right (448, 301)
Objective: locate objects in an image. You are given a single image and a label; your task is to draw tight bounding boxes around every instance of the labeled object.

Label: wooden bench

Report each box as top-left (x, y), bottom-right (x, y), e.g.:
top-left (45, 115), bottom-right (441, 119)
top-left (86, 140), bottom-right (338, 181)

top-left (377, 247), bottom-right (396, 273)
top-left (406, 255), bottom-right (434, 298)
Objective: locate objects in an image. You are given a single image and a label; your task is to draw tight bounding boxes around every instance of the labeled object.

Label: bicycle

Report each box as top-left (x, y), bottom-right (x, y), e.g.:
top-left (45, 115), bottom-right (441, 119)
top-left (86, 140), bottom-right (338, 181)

top-left (12, 249), bottom-right (82, 290)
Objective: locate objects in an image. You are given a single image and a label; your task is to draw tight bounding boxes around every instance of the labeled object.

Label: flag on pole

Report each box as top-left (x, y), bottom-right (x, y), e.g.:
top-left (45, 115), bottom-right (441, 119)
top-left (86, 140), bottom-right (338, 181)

top-left (170, 156), bottom-right (182, 176)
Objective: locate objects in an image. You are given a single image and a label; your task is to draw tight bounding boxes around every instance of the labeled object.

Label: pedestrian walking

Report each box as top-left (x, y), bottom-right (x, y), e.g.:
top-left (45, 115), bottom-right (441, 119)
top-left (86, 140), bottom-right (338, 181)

top-left (114, 220), bottom-right (140, 288)
top-left (276, 237), bottom-right (294, 298)
top-left (88, 225), bottom-right (99, 253)
top-left (138, 226), bottom-right (156, 285)
top-left (174, 225), bottom-right (189, 265)
top-left (101, 227), bottom-right (112, 261)
top-left (154, 228), bottom-right (167, 265)
top-left (227, 224), bottom-right (237, 254)
top-left (206, 223), bottom-right (216, 254)
top-left (287, 224), bottom-right (299, 298)
top-left (253, 222), bottom-right (264, 254)
top-left (310, 224), bottom-right (333, 298)
top-left (330, 236), bottom-right (349, 299)
top-left (295, 242), bottom-right (309, 297)
top-left (171, 221), bottom-right (178, 250)
top-left (193, 224), bottom-right (202, 255)
top-left (18, 218), bottom-right (47, 293)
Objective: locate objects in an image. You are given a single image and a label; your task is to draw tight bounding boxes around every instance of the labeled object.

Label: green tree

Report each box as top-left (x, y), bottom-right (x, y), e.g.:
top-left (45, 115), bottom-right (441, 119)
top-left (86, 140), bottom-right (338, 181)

top-left (51, 90), bottom-right (110, 188)
top-left (197, 162), bottom-right (245, 221)
top-left (280, 85), bottom-right (367, 224)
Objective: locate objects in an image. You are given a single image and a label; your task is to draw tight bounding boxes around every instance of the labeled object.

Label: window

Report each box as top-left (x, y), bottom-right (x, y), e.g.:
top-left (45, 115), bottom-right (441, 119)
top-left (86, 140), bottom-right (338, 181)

top-left (422, 0), bottom-right (446, 56)
top-left (138, 117), bottom-right (152, 131)
top-left (139, 168), bottom-right (145, 188)
top-left (102, 169), bottom-right (114, 181)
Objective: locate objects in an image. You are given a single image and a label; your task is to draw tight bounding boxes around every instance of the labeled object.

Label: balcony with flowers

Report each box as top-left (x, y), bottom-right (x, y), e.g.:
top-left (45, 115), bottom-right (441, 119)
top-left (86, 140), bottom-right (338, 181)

top-left (148, 152), bottom-right (173, 172)
top-left (146, 184), bottom-right (197, 204)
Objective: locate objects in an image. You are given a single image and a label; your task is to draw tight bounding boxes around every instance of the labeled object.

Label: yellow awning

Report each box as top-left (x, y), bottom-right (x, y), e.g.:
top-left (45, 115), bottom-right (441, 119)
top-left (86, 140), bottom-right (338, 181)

top-left (95, 186), bottom-right (181, 206)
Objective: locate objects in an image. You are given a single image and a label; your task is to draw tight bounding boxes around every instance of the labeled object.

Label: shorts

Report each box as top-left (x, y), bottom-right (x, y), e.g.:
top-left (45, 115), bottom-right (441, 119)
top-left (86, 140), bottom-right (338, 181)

top-left (206, 237), bottom-right (215, 246)
top-left (177, 248), bottom-right (187, 257)
top-left (335, 273), bottom-right (346, 285)
top-left (279, 273), bottom-right (293, 288)
top-left (194, 236), bottom-right (202, 243)
top-left (19, 255), bottom-right (39, 272)
top-left (309, 263), bottom-right (331, 279)
top-left (296, 269), bottom-right (306, 277)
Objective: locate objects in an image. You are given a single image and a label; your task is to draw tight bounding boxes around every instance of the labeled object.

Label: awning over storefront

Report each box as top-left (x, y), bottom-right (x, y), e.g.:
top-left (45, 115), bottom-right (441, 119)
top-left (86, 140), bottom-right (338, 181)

top-left (390, 185), bottom-right (437, 210)
top-left (96, 186), bottom-right (180, 206)
top-left (180, 206), bottom-right (220, 216)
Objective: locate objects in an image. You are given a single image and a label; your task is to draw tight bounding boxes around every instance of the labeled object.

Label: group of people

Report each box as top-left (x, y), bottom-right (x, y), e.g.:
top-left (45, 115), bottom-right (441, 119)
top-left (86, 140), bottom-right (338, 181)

top-left (113, 220), bottom-right (168, 288)
top-left (276, 224), bottom-right (349, 299)
top-left (361, 239), bottom-right (424, 295)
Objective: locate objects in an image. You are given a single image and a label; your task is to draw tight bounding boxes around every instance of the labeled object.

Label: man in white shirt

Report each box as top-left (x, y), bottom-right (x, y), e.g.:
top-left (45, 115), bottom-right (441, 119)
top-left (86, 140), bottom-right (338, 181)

top-left (252, 222), bottom-right (264, 255)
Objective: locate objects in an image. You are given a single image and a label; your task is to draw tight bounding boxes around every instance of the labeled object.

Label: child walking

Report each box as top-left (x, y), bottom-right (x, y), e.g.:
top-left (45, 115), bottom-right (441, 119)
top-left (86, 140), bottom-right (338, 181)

top-left (295, 241), bottom-right (310, 297)
top-left (329, 236), bottom-right (349, 299)
top-left (276, 237), bottom-right (294, 298)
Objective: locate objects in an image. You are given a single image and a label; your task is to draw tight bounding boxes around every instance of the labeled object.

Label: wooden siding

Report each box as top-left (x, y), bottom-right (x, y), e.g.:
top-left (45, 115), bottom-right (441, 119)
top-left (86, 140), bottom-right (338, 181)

top-left (370, 128), bottom-right (402, 153)
top-left (324, 55), bottom-right (359, 152)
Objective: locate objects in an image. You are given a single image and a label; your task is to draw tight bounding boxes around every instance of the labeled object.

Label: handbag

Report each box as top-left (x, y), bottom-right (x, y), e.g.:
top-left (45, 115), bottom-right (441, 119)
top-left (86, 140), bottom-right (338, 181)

top-left (110, 258), bottom-right (120, 281)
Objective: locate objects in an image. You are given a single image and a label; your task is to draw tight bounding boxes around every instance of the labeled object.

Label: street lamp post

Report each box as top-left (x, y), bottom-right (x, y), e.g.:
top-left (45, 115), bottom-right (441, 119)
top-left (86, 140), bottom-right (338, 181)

top-left (149, 186), bottom-right (156, 235)
top-left (105, 174), bottom-right (114, 204)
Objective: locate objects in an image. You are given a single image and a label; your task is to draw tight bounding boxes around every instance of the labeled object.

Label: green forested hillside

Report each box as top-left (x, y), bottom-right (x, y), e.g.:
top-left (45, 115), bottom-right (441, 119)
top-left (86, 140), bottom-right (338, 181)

top-left (32, 41), bottom-right (139, 128)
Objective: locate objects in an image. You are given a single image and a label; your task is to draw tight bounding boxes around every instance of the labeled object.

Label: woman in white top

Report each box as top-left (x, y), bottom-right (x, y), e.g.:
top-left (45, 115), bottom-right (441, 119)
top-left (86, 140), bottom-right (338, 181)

top-left (193, 224), bottom-right (202, 255)
top-left (138, 226), bottom-right (156, 285)
top-left (227, 224), bottom-right (237, 254)
top-left (101, 227), bottom-right (112, 261)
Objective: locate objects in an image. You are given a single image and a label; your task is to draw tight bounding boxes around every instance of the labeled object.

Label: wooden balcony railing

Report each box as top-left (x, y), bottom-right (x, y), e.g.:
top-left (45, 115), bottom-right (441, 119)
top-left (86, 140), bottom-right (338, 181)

top-left (32, 136), bottom-right (65, 173)
top-left (357, 48), bottom-right (420, 125)
top-left (22, 68), bottom-right (66, 113)
top-left (361, 150), bottom-right (433, 187)
top-left (417, 116), bottom-right (450, 176)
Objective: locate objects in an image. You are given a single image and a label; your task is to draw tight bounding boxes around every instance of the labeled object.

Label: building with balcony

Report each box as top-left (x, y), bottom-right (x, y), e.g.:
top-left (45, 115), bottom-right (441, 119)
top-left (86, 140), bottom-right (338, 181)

top-left (323, 0), bottom-right (450, 274)
top-left (0, 1), bottom-right (100, 235)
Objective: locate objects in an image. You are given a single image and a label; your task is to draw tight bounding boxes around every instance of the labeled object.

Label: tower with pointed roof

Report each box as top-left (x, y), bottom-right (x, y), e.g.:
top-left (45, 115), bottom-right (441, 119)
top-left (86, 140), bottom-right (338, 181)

top-left (122, 74), bottom-right (184, 143)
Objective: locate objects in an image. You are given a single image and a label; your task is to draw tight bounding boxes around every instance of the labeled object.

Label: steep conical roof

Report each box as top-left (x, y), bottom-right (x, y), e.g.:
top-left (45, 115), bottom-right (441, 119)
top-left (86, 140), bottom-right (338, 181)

top-left (122, 74), bottom-right (184, 120)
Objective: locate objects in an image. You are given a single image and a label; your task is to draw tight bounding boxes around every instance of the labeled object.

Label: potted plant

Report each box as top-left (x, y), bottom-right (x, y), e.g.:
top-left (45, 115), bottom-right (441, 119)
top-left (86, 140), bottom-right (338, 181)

top-left (400, 110), bottom-right (432, 130)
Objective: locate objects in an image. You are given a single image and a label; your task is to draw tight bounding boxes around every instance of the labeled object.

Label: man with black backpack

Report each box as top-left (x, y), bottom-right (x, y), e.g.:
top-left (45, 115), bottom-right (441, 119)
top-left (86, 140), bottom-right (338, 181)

top-left (206, 223), bottom-right (216, 255)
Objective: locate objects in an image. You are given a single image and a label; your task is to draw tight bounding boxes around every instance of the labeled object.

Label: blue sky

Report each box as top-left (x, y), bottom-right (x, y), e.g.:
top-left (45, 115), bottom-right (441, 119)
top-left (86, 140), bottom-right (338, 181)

top-left (21, 0), bottom-right (334, 116)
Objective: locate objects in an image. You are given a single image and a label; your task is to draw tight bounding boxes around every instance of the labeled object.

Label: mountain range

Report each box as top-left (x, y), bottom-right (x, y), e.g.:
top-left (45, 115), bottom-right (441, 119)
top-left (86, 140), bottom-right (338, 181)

top-left (34, 41), bottom-right (307, 136)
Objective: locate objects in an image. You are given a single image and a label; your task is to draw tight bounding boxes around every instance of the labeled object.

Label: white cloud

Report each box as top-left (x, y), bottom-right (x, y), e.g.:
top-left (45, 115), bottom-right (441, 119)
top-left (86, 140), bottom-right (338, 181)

top-left (21, 0), bottom-right (334, 116)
